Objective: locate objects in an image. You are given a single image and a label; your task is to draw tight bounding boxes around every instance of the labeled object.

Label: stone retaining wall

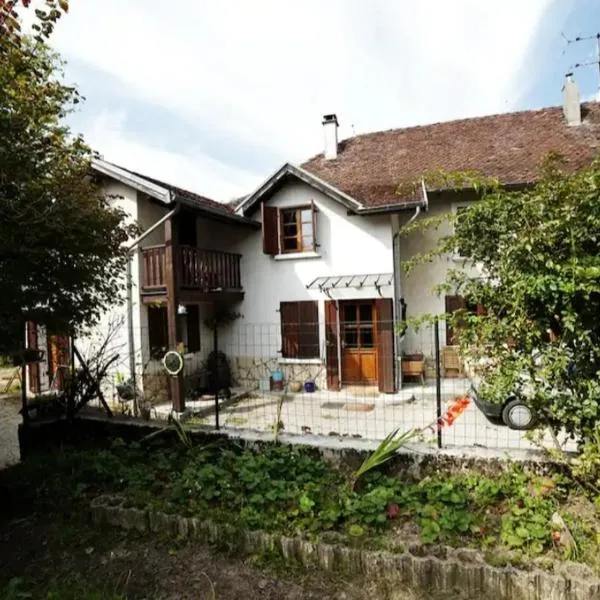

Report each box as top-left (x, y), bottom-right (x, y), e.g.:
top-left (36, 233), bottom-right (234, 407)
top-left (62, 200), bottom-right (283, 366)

top-left (230, 356), bottom-right (326, 392)
top-left (90, 494), bottom-right (600, 600)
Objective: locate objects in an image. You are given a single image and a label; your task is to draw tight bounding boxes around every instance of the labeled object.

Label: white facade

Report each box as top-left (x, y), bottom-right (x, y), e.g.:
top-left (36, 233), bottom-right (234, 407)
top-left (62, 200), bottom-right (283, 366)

top-left (220, 179), bottom-right (395, 371)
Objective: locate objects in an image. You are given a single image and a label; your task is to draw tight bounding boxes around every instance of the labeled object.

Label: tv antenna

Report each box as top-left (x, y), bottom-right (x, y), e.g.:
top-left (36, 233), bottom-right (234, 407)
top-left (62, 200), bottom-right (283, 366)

top-left (562, 32), bottom-right (600, 94)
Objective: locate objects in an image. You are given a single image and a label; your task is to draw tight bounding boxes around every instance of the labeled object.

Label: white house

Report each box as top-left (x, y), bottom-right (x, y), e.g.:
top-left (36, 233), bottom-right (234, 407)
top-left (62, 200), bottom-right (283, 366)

top-left (26, 78), bottom-right (600, 413)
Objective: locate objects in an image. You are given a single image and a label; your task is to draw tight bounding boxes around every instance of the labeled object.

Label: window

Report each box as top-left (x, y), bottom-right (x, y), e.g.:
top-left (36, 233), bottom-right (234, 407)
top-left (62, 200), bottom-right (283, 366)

top-left (280, 301), bottom-right (320, 358)
top-left (281, 206), bottom-right (315, 253)
top-left (262, 202), bottom-right (317, 255)
top-left (148, 305), bottom-right (168, 358)
top-left (342, 302), bottom-right (374, 349)
top-left (445, 295), bottom-right (484, 345)
top-left (148, 304), bottom-right (201, 358)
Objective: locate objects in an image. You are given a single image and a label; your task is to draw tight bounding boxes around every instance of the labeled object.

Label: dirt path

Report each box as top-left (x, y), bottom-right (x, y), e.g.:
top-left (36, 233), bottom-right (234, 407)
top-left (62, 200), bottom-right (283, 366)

top-left (0, 395), bottom-right (20, 470)
top-left (0, 514), bottom-right (451, 600)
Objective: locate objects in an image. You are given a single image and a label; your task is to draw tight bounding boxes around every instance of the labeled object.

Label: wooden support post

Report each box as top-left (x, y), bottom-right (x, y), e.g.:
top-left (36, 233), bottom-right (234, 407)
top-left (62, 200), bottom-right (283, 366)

top-left (164, 216), bottom-right (185, 413)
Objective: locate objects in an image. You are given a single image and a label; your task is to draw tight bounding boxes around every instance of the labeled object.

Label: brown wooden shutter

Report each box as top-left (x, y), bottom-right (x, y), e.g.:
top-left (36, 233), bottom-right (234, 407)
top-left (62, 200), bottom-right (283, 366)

top-left (148, 305), bottom-right (168, 357)
top-left (310, 200), bottom-right (318, 251)
top-left (26, 321), bottom-right (40, 394)
top-left (445, 295), bottom-right (467, 345)
top-left (375, 298), bottom-right (395, 393)
top-left (325, 300), bottom-right (340, 390)
top-left (262, 204), bottom-right (279, 255)
top-left (280, 302), bottom-right (299, 357)
top-left (298, 301), bottom-right (319, 358)
top-left (186, 305), bottom-right (200, 352)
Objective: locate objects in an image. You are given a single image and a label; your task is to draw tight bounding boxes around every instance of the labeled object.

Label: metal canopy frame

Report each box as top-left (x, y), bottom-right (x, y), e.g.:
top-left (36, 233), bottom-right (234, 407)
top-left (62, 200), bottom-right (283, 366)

top-left (307, 273), bottom-right (393, 298)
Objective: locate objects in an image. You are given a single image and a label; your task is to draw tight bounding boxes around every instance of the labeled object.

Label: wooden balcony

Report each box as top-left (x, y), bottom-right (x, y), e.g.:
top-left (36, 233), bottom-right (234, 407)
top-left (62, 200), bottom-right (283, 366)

top-left (141, 244), bottom-right (243, 301)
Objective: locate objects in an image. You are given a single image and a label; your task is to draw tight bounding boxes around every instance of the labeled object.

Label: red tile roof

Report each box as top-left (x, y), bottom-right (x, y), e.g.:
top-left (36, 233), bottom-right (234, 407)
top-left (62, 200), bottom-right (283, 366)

top-left (302, 103), bottom-right (600, 207)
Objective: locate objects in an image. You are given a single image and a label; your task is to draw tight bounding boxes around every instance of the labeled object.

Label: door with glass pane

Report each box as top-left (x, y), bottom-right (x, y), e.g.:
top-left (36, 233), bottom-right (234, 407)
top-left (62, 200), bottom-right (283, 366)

top-left (341, 301), bottom-right (377, 384)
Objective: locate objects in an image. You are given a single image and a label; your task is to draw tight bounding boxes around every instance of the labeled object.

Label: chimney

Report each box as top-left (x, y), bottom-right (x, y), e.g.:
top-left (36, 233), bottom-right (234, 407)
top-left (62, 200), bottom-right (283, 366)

top-left (562, 74), bottom-right (581, 126)
top-left (322, 114), bottom-right (339, 159)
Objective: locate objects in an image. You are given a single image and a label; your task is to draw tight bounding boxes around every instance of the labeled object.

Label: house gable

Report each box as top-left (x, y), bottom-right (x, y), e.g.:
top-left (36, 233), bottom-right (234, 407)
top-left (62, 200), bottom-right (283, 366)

top-left (237, 163), bottom-right (365, 217)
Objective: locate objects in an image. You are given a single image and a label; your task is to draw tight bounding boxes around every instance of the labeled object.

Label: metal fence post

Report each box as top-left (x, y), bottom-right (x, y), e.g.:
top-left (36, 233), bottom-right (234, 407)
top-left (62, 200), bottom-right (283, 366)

top-left (434, 319), bottom-right (442, 449)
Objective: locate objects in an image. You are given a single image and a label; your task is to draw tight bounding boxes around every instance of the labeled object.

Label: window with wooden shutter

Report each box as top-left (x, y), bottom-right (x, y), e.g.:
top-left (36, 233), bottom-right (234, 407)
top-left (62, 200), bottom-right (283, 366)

top-left (262, 202), bottom-right (318, 255)
top-left (445, 295), bottom-right (483, 345)
top-left (280, 301), bottom-right (319, 358)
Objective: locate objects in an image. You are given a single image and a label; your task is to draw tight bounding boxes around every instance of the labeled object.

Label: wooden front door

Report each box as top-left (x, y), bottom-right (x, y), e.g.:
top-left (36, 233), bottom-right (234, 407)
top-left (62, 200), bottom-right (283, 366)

top-left (341, 301), bottom-right (377, 384)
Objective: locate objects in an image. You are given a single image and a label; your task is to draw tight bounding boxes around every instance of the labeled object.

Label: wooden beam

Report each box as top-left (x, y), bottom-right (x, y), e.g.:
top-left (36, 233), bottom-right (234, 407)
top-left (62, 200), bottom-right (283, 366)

top-left (164, 216), bottom-right (185, 413)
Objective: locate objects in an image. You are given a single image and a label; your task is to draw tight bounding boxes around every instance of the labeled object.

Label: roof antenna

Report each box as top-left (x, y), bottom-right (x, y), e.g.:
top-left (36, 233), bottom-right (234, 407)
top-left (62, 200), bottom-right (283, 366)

top-left (563, 32), bottom-right (600, 99)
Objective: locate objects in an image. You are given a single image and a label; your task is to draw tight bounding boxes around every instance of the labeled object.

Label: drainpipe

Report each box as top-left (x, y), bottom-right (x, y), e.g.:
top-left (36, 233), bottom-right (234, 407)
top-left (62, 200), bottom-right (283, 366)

top-left (393, 204), bottom-right (421, 389)
top-left (125, 204), bottom-right (179, 413)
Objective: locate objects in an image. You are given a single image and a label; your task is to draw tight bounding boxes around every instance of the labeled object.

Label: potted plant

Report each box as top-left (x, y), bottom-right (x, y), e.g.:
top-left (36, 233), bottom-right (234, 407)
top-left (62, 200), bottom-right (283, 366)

top-left (115, 373), bottom-right (135, 401)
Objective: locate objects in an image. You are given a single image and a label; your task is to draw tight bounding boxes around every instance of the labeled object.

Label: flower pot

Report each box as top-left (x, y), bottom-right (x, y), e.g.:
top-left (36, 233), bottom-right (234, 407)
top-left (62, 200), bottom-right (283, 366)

top-left (304, 381), bottom-right (316, 393)
top-left (288, 381), bottom-right (302, 393)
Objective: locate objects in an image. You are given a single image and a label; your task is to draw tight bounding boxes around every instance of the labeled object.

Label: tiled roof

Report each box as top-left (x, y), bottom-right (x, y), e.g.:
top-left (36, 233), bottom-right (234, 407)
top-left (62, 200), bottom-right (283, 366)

top-left (128, 171), bottom-right (237, 218)
top-left (302, 103), bottom-right (600, 207)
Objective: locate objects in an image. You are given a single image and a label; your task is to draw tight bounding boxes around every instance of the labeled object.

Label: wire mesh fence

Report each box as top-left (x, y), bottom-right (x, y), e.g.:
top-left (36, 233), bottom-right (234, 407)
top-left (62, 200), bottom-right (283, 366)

top-left (118, 318), bottom-right (573, 454)
top-left (26, 316), bottom-right (576, 454)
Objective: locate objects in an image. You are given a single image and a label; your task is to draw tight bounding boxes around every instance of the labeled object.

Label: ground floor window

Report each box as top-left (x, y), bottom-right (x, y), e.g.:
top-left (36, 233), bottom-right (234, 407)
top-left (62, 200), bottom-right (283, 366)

top-left (148, 304), bottom-right (200, 358)
top-left (279, 301), bottom-right (319, 358)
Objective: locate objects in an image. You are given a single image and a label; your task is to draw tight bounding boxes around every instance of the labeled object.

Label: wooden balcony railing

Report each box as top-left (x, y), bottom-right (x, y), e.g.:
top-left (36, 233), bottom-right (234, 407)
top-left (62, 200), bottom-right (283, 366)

top-left (141, 244), bottom-right (242, 293)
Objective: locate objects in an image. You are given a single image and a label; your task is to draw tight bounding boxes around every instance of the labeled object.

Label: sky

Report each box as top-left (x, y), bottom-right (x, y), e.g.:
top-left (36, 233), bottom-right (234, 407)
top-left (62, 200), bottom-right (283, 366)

top-left (42, 0), bottom-right (600, 202)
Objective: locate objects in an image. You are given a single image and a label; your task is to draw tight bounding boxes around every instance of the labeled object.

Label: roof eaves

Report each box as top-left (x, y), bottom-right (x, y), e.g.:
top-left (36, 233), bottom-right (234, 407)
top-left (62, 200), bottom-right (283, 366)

top-left (353, 199), bottom-right (426, 215)
top-left (174, 193), bottom-right (260, 229)
top-left (92, 159), bottom-right (172, 204)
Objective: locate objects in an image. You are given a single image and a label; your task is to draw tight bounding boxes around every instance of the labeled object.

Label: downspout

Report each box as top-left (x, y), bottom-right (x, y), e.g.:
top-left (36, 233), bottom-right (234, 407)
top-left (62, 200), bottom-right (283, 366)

top-left (393, 204), bottom-right (422, 389)
top-left (125, 203), bottom-right (179, 413)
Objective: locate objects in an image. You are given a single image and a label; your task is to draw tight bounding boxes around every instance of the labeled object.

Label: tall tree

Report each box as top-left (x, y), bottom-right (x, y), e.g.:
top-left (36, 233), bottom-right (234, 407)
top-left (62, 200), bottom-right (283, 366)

top-left (0, 1), bottom-right (136, 350)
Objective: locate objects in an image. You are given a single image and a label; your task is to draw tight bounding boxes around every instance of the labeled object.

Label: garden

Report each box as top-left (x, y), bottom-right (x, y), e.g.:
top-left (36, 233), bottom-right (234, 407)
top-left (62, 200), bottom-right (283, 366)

top-left (3, 427), bottom-right (600, 576)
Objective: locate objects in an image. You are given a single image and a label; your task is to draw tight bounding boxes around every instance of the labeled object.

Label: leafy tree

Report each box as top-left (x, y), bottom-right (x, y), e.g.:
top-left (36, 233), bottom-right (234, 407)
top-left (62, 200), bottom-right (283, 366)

top-left (0, 2), bottom-right (136, 350)
top-left (403, 155), bottom-right (600, 442)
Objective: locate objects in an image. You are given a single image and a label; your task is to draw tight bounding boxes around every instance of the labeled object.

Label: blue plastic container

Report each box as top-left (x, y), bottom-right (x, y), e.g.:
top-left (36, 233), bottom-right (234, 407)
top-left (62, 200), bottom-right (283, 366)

top-left (304, 380), bottom-right (316, 393)
top-left (271, 369), bottom-right (284, 382)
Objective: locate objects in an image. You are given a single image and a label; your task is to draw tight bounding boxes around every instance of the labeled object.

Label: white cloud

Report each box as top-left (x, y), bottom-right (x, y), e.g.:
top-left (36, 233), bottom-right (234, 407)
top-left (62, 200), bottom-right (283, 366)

top-left (47, 0), bottom-right (554, 200)
top-left (86, 111), bottom-right (261, 201)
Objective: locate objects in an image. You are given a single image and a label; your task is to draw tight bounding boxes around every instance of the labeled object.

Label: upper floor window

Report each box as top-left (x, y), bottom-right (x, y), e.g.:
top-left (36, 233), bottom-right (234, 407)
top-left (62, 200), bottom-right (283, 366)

top-left (262, 202), bottom-right (317, 255)
top-left (281, 206), bottom-right (314, 253)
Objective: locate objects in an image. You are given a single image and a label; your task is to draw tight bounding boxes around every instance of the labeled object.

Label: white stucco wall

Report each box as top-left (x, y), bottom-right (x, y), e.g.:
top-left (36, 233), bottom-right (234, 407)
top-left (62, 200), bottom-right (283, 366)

top-left (220, 180), bottom-right (395, 381)
top-left (79, 180), bottom-right (143, 401)
top-left (397, 191), bottom-right (476, 354)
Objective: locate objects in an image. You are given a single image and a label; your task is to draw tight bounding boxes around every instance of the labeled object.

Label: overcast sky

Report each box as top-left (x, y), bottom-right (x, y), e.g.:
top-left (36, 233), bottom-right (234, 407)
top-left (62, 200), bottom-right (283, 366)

top-left (47, 0), bottom-right (600, 202)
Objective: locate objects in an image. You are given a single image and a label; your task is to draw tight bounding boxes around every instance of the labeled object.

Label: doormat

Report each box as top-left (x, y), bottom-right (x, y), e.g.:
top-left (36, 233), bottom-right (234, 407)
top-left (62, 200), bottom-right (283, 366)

top-left (345, 386), bottom-right (379, 398)
top-left (320, 401), bottom-right (346, 410)
top-left (343, 403), bottom-right (375, 412)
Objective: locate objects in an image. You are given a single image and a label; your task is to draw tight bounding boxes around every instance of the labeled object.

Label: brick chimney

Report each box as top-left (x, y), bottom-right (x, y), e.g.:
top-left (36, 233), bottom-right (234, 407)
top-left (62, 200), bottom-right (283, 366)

top-left (322, 114), bottom-right (339, 159)
top-left (563, 74), bottom-right (581, 126)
